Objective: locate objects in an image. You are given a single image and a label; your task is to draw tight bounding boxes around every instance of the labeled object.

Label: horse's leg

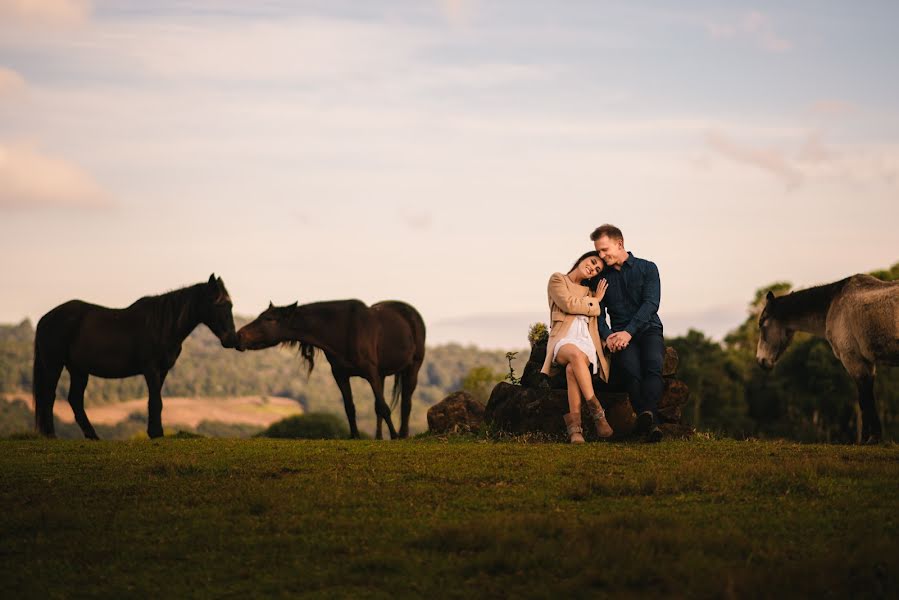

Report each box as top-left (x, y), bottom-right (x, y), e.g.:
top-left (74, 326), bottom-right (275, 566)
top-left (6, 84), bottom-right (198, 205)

top-left (376, 376), bottom-right (386, 440)
top-left (856, 371), bottom-right (882, 444)
top-left (332, 369), bottom-right (360, 439)
top-left (399, 363), bottom-right (422, 439)
top-left (67, 370), bottom-right (99, 440)
top-left (33, 354), bottom-right (63, 437)
top-left (839, 351), bottom-right (880, 444)
top-left (145, 369), bottom-right (165, 439)
top-left (368, 374), bottom-right (398, 440)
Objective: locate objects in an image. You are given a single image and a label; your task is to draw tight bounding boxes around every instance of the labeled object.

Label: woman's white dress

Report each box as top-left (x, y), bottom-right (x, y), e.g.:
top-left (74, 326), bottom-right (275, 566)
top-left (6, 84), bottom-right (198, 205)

top-left (552, 315), bottom-right (599, 375)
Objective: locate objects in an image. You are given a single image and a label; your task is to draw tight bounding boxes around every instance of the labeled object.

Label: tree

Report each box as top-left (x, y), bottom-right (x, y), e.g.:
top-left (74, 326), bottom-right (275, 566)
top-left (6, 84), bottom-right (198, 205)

top-left (461, 366), bottom-right (503, 404)
top-left (667, 329), bottom-right (751, 437)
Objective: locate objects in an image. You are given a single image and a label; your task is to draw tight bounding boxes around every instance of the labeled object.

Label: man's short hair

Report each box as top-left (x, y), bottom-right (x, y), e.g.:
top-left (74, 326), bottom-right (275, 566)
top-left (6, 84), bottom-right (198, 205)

top-left (590, 224), bottom-right (624, 243)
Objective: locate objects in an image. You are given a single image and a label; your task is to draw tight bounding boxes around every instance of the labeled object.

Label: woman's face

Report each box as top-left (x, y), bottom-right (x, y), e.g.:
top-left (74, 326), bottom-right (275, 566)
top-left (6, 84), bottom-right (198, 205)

top-left (576, 256), bottom-right (603, 279)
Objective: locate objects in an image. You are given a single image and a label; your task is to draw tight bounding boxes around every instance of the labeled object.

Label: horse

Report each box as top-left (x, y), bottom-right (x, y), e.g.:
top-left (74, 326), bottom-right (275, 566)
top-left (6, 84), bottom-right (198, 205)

top-left (33, 274), bottom-right (240, 440)
top-left (236, 299), bottom-right (426, 439)
top-left (756, 274), bottom-right (899, 443)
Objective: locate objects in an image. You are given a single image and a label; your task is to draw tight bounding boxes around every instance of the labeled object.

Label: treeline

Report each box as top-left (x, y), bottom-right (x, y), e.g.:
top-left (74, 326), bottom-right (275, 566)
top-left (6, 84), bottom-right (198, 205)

top-left (0, 316), bottom-right (528, 436)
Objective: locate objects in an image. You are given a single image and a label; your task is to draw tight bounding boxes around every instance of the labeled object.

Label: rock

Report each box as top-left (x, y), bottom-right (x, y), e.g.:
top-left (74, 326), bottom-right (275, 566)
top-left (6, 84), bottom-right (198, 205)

top-left (663, 346), bottom-right (679, 377)
top-left (520, 341), bottom-right (563, 389)
top-left (427, 391), bottom-right (485, 433)
top-left (657, 378), bottom-right (689, 424)
top-left (485, 382), bottom-right (636, 440)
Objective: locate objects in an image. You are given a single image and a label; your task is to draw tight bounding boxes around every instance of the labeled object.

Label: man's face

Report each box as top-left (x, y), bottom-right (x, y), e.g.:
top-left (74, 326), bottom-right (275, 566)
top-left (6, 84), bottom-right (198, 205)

top-left (594, 235), bottom-right (625, 267)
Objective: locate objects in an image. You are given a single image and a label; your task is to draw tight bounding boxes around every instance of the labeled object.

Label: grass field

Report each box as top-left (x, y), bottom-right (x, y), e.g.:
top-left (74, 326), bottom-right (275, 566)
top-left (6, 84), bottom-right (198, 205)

top-left (1, 437), bottom-right (897, 598)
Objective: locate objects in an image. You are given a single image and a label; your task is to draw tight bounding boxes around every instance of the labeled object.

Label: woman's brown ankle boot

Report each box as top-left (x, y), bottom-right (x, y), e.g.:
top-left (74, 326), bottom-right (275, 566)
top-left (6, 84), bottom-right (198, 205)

top-left (563, 412), bottom-right (585, 444)
top-left (585, 397), bottom-right (614, 439)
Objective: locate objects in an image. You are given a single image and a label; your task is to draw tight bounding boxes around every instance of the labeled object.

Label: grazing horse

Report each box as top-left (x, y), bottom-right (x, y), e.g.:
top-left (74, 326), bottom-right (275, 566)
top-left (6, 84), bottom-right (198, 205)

top-left (237, 299), bottom-right (426, 439)
top-left (756, 274), bottom-right (899, 443)
top-left (33, 275), bottom-right (240, 439)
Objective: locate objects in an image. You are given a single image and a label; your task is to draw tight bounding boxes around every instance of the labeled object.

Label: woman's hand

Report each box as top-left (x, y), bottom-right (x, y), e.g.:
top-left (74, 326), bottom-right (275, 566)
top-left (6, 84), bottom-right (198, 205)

top-left (593, 278), bottom-right (608, 302)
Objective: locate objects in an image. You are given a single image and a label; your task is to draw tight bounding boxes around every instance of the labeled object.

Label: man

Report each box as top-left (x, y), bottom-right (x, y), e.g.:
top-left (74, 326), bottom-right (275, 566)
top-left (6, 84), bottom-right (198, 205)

top-left (591, 224), bottom-right (664, 442)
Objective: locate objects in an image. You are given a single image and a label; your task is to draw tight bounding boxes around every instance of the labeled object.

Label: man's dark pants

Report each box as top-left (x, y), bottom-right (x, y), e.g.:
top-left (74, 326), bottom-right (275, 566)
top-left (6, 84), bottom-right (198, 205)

top-left (610, 328), bottom-right (665, 423)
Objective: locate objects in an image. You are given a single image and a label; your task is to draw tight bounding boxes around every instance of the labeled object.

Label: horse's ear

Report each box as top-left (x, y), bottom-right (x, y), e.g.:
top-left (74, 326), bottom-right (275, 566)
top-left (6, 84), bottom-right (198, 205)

top-left (289, 301), bottom-right (298, 309)
top-left (766, 290), bottom-right (775, 303)
top-left (208, 273), bottom-right (216, 285)
top-left (268, 301), bottom-right (274, 309)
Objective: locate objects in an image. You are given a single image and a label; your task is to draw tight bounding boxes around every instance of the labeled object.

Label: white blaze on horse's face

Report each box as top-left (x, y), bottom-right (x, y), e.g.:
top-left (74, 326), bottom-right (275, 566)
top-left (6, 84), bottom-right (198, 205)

top-left (756, 295), bottom-right (793, 370)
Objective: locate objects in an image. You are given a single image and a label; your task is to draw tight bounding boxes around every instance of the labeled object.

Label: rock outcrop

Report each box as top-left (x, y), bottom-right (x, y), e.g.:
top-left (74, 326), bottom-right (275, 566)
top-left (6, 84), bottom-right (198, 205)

top-left (426, 391), bottom-right (485, 433)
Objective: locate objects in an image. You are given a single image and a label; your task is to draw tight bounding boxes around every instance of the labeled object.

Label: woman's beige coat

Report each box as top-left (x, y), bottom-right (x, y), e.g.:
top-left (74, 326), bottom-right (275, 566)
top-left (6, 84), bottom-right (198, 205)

top-left (540, 272), bottom-right (610, 382)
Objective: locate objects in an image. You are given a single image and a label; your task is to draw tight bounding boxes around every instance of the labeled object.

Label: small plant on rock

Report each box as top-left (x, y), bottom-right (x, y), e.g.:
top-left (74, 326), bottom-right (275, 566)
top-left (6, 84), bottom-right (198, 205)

top-left (505, 351), bottom-right (521, 385)
top-left (528, 322), bottom-right (548, 346)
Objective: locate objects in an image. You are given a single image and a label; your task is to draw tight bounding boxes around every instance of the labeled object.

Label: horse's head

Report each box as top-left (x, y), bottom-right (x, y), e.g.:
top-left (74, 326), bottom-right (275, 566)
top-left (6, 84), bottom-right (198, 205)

top-left (237, 301), bottom-right (298, 351)
top-left (200, 274), bottom-right (240, 350)
top-left (756, 291), bottom-right (794, 370)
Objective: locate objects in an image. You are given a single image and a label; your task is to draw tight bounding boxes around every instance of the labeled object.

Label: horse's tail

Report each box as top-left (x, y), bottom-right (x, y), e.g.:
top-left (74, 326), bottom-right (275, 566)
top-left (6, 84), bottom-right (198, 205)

top-left (390, 374), bottom-right (403, 411)
top-left (32, 327), bottom-right (55, 436)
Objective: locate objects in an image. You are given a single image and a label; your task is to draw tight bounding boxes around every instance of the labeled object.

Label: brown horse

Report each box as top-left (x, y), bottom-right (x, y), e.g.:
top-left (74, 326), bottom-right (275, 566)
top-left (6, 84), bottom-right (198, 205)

top-left (756, 274), bottom-right (899, 443)
top-left (33, 275), bottom-right (240, 439)
top-left (237, 299), bottom-right (426, 439)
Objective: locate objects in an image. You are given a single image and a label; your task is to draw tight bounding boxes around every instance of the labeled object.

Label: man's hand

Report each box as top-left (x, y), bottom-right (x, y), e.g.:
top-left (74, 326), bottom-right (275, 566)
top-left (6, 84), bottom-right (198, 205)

top-left (606, 331), bottom-right (632, 353)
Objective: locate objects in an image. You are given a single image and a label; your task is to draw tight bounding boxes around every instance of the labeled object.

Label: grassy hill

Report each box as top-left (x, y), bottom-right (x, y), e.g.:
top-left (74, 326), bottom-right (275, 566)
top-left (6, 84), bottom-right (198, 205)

top-left (1, 437), bottom-right (897, 598)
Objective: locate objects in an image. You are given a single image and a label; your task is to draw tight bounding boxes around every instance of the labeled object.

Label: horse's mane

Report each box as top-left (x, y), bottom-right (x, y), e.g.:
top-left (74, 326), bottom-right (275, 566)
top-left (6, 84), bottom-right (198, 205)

top-left (774, 277), bottom-right (851, 316)
top-left (281, 340), bottom-right (318, 377)
top-left (136, 283), bottom-right (204, 335)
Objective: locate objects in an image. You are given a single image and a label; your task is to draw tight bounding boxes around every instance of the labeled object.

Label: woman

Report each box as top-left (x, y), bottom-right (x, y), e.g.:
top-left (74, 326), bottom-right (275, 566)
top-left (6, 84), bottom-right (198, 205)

top-left (540, 251), bottom-right (612, 443)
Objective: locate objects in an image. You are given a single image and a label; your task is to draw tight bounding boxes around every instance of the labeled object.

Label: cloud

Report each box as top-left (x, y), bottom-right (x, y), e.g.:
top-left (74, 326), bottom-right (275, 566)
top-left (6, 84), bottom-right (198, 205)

top-left (399, 207), bottom-right (433, 231)
top-left (0, 141), bottom-right (113, 210)
top-left (0, 0), bottom-right (91, 27)
top-left (438, 0), bottom-right (475, 28)
top-left (809, 100), bottom-right (854, 116)
top-left (705, 11), bottom-right (792, 52)
top-left (704, 130), bottom-right (802, 188)
top-left (0, 66), bottom-right (26, 98)
top-left (797, 131), bottom-right (836, 164)
top-left (109, 18), bottom-right (426, 85)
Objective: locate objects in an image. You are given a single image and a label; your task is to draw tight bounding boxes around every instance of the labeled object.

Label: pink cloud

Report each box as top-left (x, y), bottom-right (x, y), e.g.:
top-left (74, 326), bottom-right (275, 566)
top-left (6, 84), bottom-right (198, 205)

top-left (0, 0), bottom-right (90, 26)
top-left (705, 11), bottom-right (792, 53)
top-left (704, 130), bottom-right (802, 188)
top-left (0, 66), bottom-right (26, 98)
top-left (0, 142), bottom-right (113, 210)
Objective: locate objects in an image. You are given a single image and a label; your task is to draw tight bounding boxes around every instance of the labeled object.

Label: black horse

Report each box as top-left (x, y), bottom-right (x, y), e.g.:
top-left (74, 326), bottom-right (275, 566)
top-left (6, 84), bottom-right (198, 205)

top-left (33, 274), bottom-right (240, 439)
top-left (237, 299), bottom-right (426, 439)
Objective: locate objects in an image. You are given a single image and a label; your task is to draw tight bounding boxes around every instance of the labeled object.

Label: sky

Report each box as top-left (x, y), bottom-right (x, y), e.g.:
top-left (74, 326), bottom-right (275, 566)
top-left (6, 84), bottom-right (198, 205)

top-left (0, 0), bottom-right (897, 349)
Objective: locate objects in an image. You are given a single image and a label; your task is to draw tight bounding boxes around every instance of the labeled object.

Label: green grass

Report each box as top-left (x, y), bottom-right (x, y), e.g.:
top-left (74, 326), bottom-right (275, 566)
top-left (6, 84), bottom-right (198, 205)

top-left (1, 437), bottom-right (897, 599)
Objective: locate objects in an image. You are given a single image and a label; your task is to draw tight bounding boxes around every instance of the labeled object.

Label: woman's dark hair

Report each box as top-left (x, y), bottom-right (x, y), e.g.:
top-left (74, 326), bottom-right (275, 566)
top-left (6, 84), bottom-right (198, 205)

top-left (567, 250), bottom-right (604, 291)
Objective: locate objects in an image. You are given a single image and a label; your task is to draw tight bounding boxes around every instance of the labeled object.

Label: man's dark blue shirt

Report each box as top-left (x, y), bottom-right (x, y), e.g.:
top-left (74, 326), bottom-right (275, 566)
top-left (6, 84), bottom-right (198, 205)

top-left (598, 252), bottom-right (663, 340)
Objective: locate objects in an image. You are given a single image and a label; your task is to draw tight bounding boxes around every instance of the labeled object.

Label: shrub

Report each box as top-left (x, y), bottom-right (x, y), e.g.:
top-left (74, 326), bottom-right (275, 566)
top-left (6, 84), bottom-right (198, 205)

top-left (257, 412), bottom-right (350, 440)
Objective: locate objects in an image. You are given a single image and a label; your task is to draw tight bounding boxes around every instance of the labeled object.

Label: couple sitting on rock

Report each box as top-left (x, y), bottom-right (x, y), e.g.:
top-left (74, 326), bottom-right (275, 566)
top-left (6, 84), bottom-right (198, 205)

top-left (541, 224), bottom-right (664, 444)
